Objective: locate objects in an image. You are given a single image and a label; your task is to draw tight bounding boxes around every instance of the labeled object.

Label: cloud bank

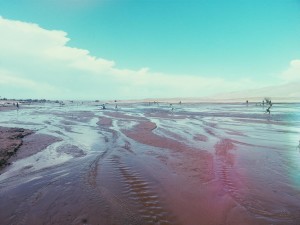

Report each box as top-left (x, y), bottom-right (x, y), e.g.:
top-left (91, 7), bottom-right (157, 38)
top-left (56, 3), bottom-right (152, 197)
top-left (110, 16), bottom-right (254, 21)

top-left (281, 59), bottom-right (300, 82)
top-left (0, 16), bottom-right (297, 100)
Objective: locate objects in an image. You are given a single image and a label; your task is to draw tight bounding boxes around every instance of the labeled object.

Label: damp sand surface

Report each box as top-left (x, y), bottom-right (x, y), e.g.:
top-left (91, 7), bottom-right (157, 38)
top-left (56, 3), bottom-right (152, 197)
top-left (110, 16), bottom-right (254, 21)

top-left (1, 102), bottom-right (300, 225)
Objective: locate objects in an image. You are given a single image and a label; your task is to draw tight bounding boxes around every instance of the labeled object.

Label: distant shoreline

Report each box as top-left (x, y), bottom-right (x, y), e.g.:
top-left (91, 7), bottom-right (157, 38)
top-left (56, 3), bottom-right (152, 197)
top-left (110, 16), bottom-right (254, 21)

top-left (1, 98), bottom-right (300, 106)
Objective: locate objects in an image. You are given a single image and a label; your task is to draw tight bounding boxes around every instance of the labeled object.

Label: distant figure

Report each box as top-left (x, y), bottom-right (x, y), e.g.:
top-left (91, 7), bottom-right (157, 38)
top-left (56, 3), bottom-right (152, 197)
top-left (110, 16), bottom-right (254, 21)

top-left (179, 101), bottom-right (182, 105)
top-left (170, 105), bottom-right (174, 113)
top-left (16, 102), bottom-right (19, 108)
top-left (262, 100), bottom-right (265, 107)
top-left (265, 102), bottom-right (272, 114)
top-left (115, 104), bottom-right (118, 109)
top-left (102, 104), bottom-right (106, 110)
top-left (246, 100), bottom-right (248, 106)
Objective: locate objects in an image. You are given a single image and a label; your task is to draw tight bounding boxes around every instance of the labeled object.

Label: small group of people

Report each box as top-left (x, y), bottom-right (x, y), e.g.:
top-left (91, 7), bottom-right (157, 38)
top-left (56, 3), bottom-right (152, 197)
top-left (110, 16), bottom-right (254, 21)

top-left (250, 98), bottom-right (273, 114)
top-left (100, 103), bottom-right (118, 110)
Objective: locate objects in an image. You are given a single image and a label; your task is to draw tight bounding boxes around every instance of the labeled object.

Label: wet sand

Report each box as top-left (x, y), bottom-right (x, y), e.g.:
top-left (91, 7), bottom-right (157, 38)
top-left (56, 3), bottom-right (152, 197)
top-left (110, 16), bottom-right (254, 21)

top-left (0, 105), bottom-right (18, 112)
top-left (1, 102), bottom-right (300, 224)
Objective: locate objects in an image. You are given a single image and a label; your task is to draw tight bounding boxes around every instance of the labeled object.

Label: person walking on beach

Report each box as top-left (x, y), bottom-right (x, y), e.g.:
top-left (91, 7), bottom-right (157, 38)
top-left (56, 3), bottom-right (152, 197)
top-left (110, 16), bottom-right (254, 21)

top-left (265, 102), bottom-right (272, 114)
top-left (16, 102), bottom-right (19, 109)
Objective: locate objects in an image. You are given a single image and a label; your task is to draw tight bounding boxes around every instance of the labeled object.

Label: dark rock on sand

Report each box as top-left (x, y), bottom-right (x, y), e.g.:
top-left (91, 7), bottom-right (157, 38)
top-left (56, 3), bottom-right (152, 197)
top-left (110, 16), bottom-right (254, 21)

top-left (0, 127), bottom-right (33, 168)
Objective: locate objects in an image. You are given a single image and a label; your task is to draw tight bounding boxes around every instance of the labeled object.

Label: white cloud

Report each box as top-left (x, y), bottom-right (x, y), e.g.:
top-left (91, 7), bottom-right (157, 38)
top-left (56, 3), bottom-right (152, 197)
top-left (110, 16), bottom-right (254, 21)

top-left (281, 59), bottom-right (300, 81)
top-left (0, 16), bottom-right (264, 100)
top-left (0, 68), bottom-right (63, 98)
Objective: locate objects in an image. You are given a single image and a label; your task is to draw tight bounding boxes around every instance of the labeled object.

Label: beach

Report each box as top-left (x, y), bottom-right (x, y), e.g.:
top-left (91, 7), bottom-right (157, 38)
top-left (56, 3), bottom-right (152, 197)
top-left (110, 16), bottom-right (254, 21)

top-left (1, 101), bottom-right (300, 225)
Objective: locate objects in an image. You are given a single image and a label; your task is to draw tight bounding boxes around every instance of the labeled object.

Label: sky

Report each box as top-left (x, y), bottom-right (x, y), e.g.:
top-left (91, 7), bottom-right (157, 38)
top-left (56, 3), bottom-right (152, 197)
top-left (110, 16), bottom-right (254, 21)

top-left (0, 0), bottom-right (300, 100)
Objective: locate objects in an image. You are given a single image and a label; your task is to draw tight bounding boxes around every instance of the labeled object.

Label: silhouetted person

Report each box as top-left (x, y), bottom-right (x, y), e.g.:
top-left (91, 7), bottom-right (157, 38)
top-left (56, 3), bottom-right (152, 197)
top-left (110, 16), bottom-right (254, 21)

top-left (102, 104), bottom-right (106, 110)
top-left (266, 103), bottom-right (272, 114)
top-left (16, 102), bottom-right (19, 108)
top-left (246, 100), bottom-right (248, 106)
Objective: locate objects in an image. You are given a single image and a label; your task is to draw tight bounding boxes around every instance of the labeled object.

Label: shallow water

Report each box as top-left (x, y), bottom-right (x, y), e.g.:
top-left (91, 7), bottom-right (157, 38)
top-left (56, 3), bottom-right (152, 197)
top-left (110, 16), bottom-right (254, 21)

top-left (1, 102), bottom-right (300, 225)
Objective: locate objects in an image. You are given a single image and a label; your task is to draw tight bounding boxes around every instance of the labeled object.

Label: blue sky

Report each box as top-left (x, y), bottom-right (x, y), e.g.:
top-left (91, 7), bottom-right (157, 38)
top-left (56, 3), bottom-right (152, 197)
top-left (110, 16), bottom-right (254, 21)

top-left (0, 0), bottom-right (300, 100)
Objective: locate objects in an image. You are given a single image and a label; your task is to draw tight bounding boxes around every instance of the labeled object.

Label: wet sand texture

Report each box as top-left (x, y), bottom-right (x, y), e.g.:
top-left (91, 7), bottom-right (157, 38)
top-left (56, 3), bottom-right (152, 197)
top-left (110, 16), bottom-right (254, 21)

top-left (1, 102), bottom-right (300, 225)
